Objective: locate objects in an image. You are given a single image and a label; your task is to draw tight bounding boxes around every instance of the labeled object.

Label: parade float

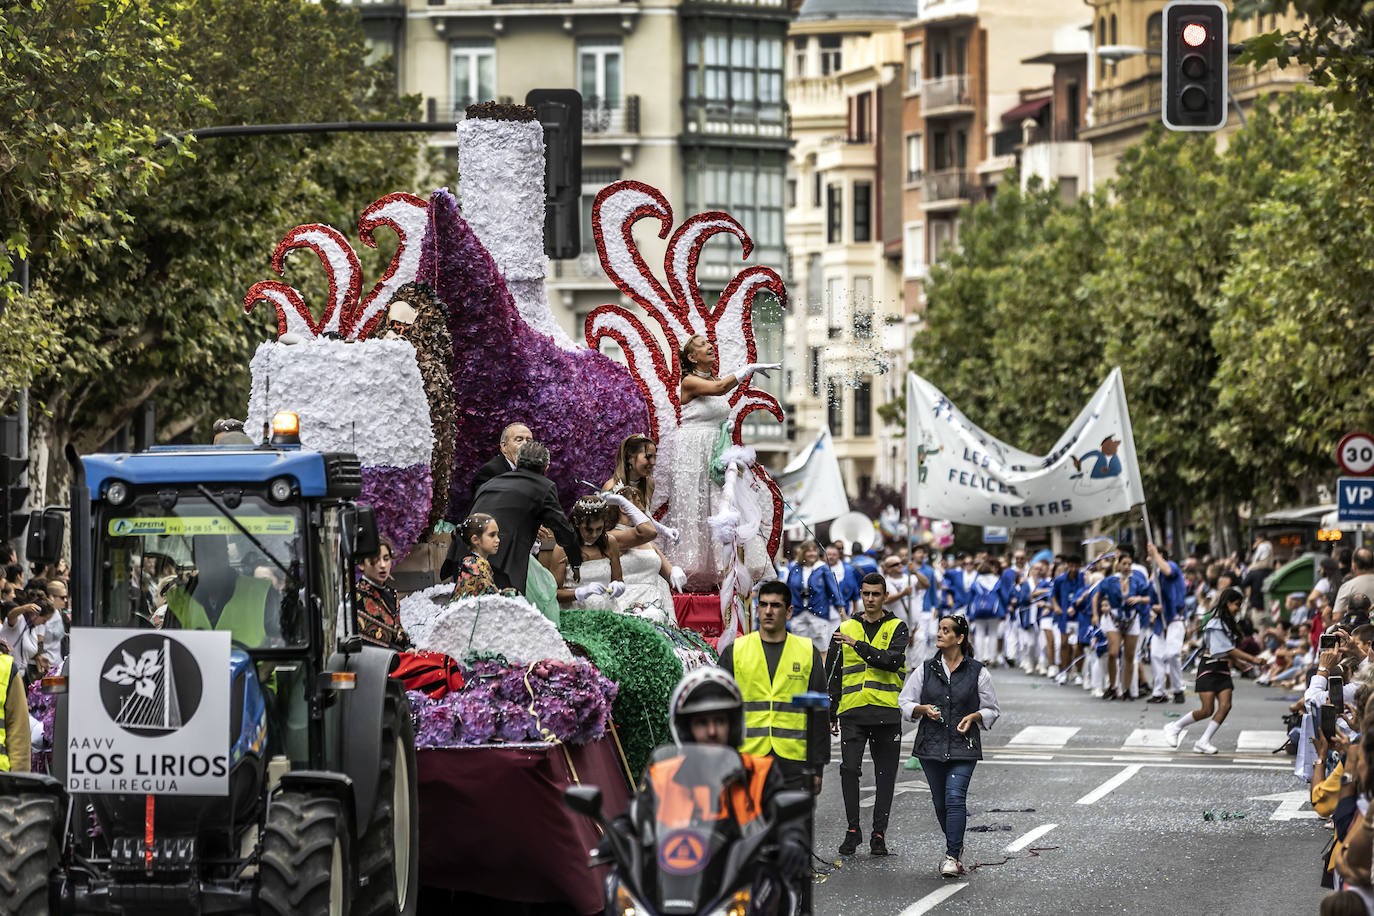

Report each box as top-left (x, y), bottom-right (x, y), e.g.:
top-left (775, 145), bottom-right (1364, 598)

top-left (239, 102), bottom-right (785, 911)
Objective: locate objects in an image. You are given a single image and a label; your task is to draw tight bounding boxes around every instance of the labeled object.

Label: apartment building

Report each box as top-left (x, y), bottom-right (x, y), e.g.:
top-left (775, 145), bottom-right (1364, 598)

top-left (898, 0), bottom-right (1085, 317)
top-left (340, 0), bottom-right (793, 465)
top-left (1081, 1), bottom-right (1306, 187)
top-left (783, 0), bottom-right (913, 499)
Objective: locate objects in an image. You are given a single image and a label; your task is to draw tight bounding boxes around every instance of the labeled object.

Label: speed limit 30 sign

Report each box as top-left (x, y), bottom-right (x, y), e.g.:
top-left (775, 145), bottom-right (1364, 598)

top-left (1338, 431), bottom-right (1374, 476)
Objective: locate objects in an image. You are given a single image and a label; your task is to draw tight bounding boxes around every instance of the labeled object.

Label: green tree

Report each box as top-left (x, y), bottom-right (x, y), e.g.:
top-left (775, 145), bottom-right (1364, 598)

top-left (29, 0), bottom-right (427, 500)
top-left (1237, 1), bottom-right (1374, 112)
top-left (911, 180), bottom-right (1108, 453)
top-left (1, 0), bottom-right (206, 313)
top-left (1210, 92), bottom-right (1374, 497)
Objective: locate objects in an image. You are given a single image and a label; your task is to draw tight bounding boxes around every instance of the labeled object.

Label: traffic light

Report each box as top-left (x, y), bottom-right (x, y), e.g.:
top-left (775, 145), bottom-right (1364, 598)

top-left (1162, 0), bottom-right (1228, 132)
top-left (0, 455), bottom-right (28, 542)
top-left (525, 89), bottom-right (583, 260)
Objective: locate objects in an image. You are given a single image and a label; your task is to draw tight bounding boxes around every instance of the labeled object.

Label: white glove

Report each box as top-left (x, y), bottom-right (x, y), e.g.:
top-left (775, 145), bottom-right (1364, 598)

top-left (731, 362), bottom-right (781, 384)
top-left (607, 581), bottom-right (627, 598)
top-left (670, 566), bottom-right (688, 591)
top-left (603, 491), bottom-right (652, 527)
top-left (654, 521), bottom-right (681, 546)
top-left (574, 582), bottom-right (608, 602)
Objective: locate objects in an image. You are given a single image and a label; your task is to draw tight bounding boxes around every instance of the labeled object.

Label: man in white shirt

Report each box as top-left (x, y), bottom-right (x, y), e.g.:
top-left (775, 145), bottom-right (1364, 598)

top-left (883, 555), bottom-right (928, 669)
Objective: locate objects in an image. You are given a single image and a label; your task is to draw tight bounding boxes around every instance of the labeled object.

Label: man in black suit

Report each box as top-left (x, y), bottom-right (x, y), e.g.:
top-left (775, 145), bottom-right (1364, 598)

top-left (467, 422), bottom-right (533, 512)
top-left (443, 441), bottom-right (581, 594)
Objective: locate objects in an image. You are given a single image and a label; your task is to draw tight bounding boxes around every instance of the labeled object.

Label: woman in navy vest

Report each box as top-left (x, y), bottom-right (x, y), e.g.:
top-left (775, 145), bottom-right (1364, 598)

top-left (898, 614), bottom-right (1000, 879)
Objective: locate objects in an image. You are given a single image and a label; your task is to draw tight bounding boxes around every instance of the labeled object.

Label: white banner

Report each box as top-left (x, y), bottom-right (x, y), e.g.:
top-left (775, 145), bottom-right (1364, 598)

top-left (906, 368), bottom-right (1145, 528)
top-left (68, 628), bottom-right (231, 796)
top-left (774, 427), bottom-right (850, 529)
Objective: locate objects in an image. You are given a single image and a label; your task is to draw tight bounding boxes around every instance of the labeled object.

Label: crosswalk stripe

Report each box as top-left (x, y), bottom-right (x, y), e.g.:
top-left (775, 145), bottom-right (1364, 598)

top-left (1122, 728), bottom-right (1176, 750)
top-left (1007, 726), bottom-right (1079, 748)
top-left (1235, 730), bottom-right (1288, 752)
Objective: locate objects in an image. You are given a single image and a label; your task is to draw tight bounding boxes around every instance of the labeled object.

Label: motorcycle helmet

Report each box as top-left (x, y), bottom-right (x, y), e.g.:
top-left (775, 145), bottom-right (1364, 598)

top-left (668, 667), bottom-right (745, 747)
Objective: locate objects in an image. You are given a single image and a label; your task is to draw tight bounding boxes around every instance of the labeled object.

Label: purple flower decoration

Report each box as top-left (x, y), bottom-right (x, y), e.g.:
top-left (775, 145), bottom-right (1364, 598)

top-left (495, 700), bottom-right (537, 742)
top-left (416, 188), bottom-right (649, 518)
top-left (414, 695), bottom-right (459, 747)
top-left (360, 464), bottom-right (433, 561)
top-left (452, 691), bottom-right (497, 744)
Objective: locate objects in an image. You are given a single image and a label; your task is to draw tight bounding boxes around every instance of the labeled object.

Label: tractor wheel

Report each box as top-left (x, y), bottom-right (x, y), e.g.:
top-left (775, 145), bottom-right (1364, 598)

top-left (258, 792), bottom-right (352, 916)
top-left (0, 794), bottom-right (59, 916)
top-left (354, 684), bottom-right (420, 916)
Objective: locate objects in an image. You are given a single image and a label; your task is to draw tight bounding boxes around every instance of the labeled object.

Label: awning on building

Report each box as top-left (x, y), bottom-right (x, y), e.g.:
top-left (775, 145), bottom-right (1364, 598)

top-left (1001, 96), bottom-right (1051, 126)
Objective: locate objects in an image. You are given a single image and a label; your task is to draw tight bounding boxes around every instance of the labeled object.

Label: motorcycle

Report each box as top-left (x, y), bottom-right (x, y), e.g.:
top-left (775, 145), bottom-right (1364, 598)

top-left (564, 743), bottom-right (812, 916)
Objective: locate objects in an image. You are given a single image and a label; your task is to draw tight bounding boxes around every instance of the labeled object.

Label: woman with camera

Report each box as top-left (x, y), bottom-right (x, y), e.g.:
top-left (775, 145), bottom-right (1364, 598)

top-left (899, 614), bottom-right (1000, 878)
top-left (1163, 587), bottom-right (1262, 754)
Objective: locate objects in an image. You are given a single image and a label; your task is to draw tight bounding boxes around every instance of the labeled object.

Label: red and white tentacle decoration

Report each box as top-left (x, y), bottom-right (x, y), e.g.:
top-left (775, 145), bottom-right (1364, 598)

top-left (585, 179), bottom-right (788, 559)
top-left (244, 193), bottom-right (428, 341)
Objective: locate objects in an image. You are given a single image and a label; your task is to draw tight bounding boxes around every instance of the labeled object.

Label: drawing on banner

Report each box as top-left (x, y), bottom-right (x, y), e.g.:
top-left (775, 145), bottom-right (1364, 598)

top-left (907, 368), bottom-right (1145, 529)
top-left (100, 635), bottom-right (204, 737)
top-left (1070, 435), bottom-right (1126, 494)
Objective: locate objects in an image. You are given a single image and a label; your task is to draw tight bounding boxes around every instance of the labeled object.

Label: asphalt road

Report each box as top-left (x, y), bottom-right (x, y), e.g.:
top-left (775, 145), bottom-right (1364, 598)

top-left (811, 666), bottom-right (1327, 916)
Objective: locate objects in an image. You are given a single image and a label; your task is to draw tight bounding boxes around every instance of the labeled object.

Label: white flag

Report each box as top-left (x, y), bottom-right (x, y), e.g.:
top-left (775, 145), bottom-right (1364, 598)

top-left (774, 427), bottom-right (850, 528)
top-left (906, 368), bottom-right (1145, 528)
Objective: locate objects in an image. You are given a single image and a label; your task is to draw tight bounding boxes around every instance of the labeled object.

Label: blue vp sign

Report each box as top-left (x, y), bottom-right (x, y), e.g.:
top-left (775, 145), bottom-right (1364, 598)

top-left (1338, 477), bottom-right (1374, 524)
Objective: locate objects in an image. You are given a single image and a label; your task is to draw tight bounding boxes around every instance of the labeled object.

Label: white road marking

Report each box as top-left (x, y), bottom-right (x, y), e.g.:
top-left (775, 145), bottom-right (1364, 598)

top-left (1076, 764), bottom-right (1142, 805)
top-left (1249, 790), bottom-right (1320, 821)
top-left (1005, 823), bottom-right (1058, 852)
top-left (1007, 725), bottom-right (1080, 748)
top-left (1113, 755), bottom-right (1172, 763)
top-left (1122, 727), bottom-right (1176, 749)
top-left (990, 753), bottom-right (1055, 760)
top-left (981, 758), bottom-right (1289, 771)
top-left (898, 883), bottom-right (967, 915)
top-left (1235, 730), bottom-right (1288, 752)
top-left (860, 783), bottom-right (929, 807)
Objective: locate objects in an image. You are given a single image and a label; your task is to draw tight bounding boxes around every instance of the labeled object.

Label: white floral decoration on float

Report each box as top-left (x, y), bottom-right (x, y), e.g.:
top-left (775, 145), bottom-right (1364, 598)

top-left (400, 584), bottom-right (575, 665)
top-left (241, 193), bottom-right (442, 560)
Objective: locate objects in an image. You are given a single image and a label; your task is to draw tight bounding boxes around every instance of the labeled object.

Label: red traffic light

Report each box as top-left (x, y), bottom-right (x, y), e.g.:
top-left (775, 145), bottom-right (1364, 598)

top-left (1182, 22), bottom-right (1208, 47)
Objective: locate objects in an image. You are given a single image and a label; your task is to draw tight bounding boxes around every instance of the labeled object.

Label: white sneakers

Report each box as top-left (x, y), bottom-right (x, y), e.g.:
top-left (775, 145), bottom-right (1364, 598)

top-left (1163, 722), bottom-right (1183, 749)
top-left (1073, 674), bottom-right (1084, 686)
top-left (1047, 665), bottom-right (1059, 678)
top-left (1091, 688), bottom-right (1105, 698)
top-left (940, 855), bottom-right (966, 878)
top-left (1193, 739), bottom-right (1219, 755)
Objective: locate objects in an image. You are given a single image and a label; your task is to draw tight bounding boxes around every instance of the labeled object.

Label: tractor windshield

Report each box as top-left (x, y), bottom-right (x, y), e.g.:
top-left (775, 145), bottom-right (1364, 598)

top-left (97, 494), bottom-right (307, 650)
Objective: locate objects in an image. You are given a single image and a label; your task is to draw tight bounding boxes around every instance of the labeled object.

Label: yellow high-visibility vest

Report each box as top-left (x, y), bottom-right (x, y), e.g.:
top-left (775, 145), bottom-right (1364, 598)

top-left (0, 653), bottom-right (12, 771)
top-left (837, 616), bottom-right (904, 715)
top-left (167, 576), bottom-right (272, 647)
top-left (733, 632), bottom-right (813, 762)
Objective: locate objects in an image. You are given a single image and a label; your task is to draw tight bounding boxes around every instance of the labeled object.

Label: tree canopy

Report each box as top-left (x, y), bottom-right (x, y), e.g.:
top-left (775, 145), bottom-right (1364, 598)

top-left (906, 88), bottom-right (1372, 521)
top-left (8, 0), bottom-right (430, 500)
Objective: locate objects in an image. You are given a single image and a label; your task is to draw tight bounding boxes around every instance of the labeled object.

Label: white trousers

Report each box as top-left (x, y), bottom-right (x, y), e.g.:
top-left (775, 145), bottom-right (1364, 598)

top-left (1085, 652), bottom-right (1106, 689)
top-left (972, 618), bottom-right (1000, 663)
top-left (1150, 620), bottom-right (1186, 695)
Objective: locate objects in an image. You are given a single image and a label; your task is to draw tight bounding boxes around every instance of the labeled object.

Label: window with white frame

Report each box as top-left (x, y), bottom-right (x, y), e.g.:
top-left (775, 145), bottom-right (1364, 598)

top-left (906, 42), bottom-right (923, 92)
top-left (792, 37), bottom-right (808, 78)
top-left (451, 40), bottom-right (494, 113)
top-left (932, 219), bottom-right (955, 262)
top-left (579, 41), bottom-right (623, 110)
top-left (905, 132), bottom-right (924, 183)
top-left (904, 223), bottom-right (926, 278)
top-left (819, 35), bottom-right (842, 75)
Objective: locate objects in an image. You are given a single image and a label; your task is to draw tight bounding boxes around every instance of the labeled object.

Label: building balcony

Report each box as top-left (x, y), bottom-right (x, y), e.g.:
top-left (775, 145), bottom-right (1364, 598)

top-left (680, 0), bottom-right (791, 20)
top-left (1087, 74), bottom-right (1161, 131)
top-left (921, 168), bottom-right (973, 211)
top-left (550, 253), bottom-right (612, 286)
top-left (682, 99), bottom-right (790, 146)
top-left (583, 95), bottom-right (640, 138)
top-left (921, 75), bottom-right (975, 118)
top-left (786, 76), bottom-right (845, 120)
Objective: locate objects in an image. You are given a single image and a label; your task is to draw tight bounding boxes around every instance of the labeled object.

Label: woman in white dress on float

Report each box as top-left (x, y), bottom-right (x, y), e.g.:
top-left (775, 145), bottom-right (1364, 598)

top-left (608, 485), bottom-right (683, 615)
top-left (669, 334), bottom-right (779, 591)
top-left (552, 496), bottom-right (627, 611)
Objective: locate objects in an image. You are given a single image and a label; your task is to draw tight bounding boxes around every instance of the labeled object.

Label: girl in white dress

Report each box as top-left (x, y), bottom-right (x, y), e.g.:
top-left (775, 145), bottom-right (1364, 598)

top-left (552, 497), bottom-right (626, 611)
top-left (666, 334), bottom-right (779, 591)
top-left (608, 486), bottom-right (683, 615)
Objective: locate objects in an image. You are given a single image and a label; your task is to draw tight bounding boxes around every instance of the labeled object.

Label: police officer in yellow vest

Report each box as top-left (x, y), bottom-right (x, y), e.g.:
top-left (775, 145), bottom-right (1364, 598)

top-left (0, 651), bottom-right (32, 772)
top-left (165, 536), bottom-right (278, 647)
top-left (718, 579), bottom-right (828, 916)
top-left (828, 571), bottom-right (909, 857)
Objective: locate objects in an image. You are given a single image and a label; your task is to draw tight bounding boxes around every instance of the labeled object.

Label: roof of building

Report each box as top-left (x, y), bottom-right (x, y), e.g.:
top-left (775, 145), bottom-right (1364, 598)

top-left (796, 0), bottom-right (920, 21)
